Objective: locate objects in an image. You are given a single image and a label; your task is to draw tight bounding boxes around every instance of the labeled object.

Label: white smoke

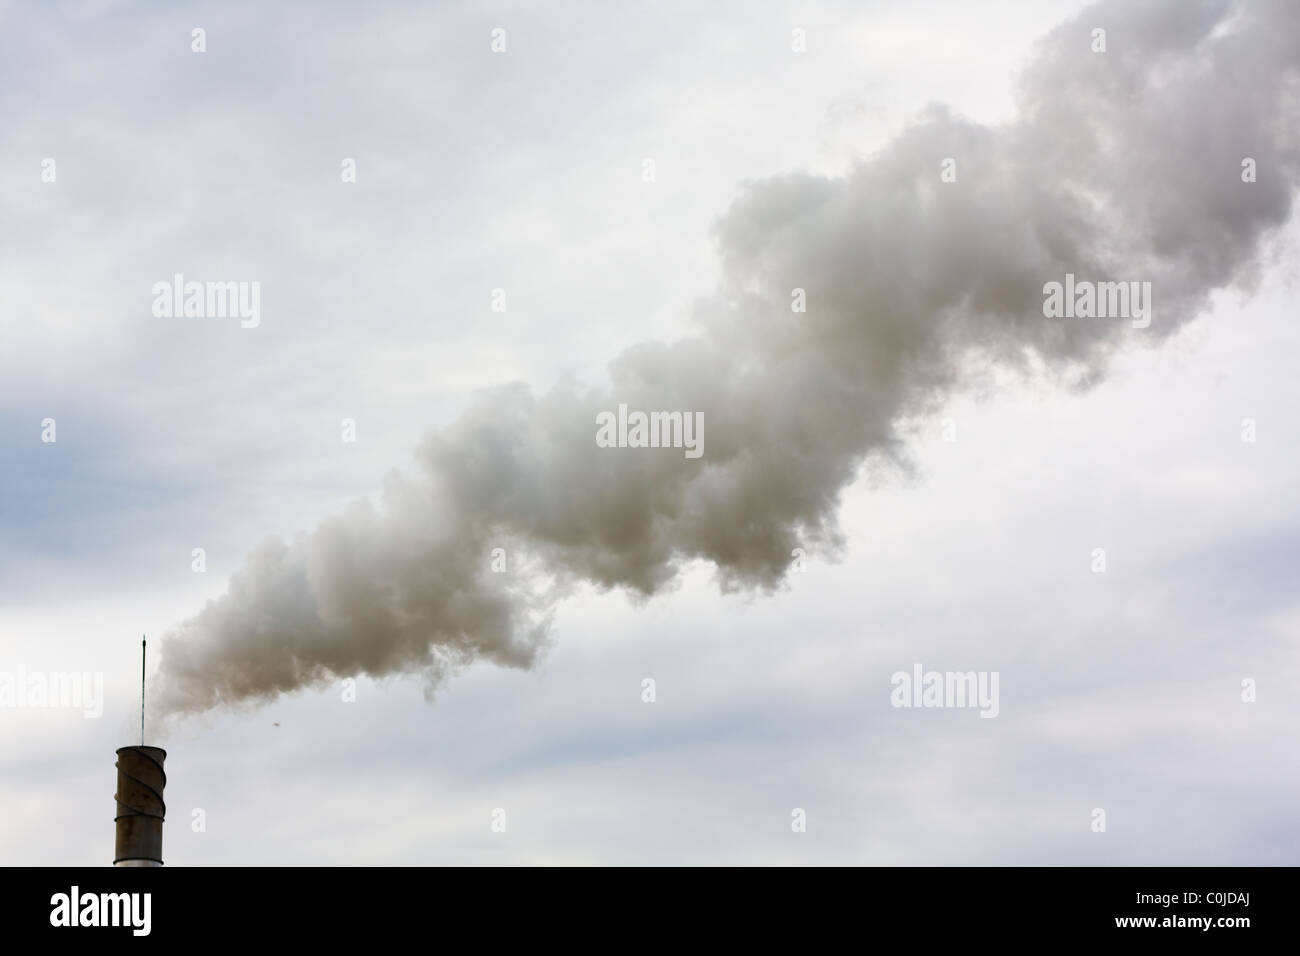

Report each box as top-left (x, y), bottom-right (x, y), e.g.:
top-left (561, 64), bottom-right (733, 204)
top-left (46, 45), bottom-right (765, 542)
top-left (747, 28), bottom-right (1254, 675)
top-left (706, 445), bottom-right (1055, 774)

top-left (153, 0), bottom-right (1300, 718)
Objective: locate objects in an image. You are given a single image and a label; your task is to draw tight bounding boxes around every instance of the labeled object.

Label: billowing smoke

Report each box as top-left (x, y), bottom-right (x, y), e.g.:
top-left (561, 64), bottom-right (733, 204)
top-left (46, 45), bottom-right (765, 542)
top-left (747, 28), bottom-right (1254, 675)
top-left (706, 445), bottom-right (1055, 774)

top-left (153, 0), bottom-right (1300, 718)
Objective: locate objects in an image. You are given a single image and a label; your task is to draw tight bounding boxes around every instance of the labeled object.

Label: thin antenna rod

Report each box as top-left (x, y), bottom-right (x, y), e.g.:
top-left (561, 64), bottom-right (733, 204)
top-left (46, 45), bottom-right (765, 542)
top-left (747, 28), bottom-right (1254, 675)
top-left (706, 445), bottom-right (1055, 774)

top-left (140, 636), bottom-right (147, 746)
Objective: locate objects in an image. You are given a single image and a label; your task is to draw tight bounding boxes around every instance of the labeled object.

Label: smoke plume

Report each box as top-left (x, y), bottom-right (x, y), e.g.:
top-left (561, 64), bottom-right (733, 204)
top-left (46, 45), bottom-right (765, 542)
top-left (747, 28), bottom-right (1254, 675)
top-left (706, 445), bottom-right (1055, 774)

top-left (153, 0), bottom-right (1300, 718)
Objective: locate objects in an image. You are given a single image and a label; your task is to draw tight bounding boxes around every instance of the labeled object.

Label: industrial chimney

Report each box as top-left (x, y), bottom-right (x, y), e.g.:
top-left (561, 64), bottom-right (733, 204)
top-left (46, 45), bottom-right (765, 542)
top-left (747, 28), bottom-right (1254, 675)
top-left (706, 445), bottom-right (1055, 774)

top-left (114, 636), bottom-right (167, 866)
top-left (114, 746), bottom-right (167, 866)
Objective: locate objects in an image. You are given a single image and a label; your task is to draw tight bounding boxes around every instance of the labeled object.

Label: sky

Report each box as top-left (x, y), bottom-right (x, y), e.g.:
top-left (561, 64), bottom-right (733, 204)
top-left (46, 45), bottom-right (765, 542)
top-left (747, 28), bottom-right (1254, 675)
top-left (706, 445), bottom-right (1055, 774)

top-left (1, 0), bottom-right (1298, 865)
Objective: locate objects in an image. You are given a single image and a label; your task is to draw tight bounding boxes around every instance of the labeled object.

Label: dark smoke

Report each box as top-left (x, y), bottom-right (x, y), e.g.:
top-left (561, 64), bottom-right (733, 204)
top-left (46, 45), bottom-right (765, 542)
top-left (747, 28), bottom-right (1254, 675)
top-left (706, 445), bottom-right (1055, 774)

top-left (153, 0), bottom-right (1300, 717)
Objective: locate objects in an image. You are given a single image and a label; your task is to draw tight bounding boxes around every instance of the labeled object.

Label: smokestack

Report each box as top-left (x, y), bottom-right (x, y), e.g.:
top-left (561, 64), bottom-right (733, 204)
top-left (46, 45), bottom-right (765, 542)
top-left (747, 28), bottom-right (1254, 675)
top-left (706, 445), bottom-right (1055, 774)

top-left (113, 746), bottom-right (167, 867)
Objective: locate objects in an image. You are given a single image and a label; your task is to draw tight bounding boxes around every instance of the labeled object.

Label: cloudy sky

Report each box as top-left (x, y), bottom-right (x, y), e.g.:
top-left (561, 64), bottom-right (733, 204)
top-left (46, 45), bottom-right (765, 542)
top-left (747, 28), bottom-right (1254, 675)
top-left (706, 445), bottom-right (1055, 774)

top-left (2, 0), bottom-right (1298, 865)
